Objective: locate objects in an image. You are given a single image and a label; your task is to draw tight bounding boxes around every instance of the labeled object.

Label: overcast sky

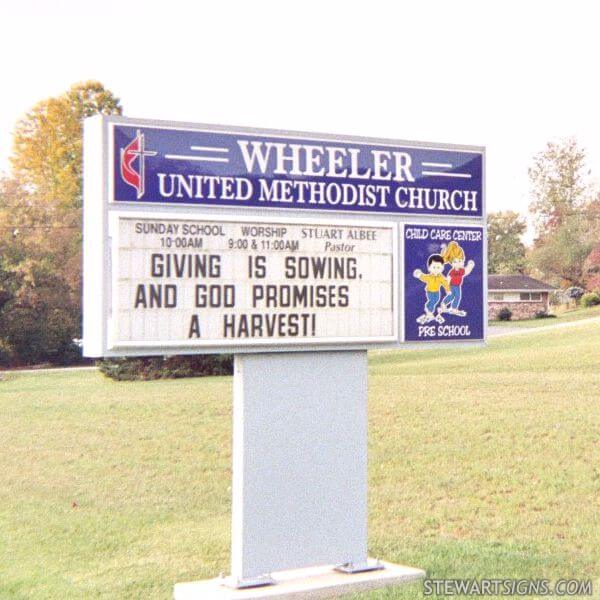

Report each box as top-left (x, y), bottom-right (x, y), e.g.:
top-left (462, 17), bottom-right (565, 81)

top-left (1, 0), bottom-right (599, 242)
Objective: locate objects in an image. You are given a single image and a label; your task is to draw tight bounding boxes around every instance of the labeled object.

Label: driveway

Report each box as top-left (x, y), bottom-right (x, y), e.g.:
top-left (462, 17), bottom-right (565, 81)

top-left (488, 325), bottom-right (523, 337)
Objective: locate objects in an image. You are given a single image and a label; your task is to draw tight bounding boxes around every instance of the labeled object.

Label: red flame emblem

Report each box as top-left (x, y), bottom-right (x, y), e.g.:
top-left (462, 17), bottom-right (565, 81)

top-left (120, 130), bottom-right (156, 199)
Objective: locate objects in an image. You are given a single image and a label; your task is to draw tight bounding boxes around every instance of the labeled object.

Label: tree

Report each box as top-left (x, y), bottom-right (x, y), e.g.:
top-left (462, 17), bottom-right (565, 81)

top-left (583, 242), bottom-right (600, 292)
top-left (527, 214), bottom-right (593, 287)
top-left (9, 81), bottom-right (121, 294)
top-left (527, 138), bottom-right (595, 288)
top-left (487, 211), bottom-right (527, 274)
top-left (11, 81), bottom-right (121, 209)
top-left (0, 82), bottom-right (122, 365)
top-left (529, 138), bottom-right (589, 235)
top-left (585, 191), bottom-right (600, 290)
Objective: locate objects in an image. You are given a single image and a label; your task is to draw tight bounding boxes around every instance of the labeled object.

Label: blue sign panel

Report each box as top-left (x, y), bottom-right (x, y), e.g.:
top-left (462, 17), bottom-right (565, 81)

top-left (112, 124), bottom-right (483, 217)
top-left (403, 224), bottom-right (484, 342)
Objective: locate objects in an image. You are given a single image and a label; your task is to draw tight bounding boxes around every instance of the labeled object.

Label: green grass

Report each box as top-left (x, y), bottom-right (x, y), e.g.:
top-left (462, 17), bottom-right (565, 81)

top-left (489, 303), bottom-right (600, 328)
top-left (1, 324), bottom-right (599, 599)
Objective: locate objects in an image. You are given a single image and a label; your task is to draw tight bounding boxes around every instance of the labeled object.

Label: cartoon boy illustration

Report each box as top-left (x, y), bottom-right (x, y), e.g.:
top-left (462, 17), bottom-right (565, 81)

top-left (413, 254), bottom-right (451, 324)
top-left (438, 241), bottom-right (475, 317)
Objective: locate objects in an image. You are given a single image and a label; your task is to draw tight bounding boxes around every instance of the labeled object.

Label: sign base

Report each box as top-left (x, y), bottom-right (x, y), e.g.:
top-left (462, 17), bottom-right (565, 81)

top-left (173, 560), bottom-right (425, 599)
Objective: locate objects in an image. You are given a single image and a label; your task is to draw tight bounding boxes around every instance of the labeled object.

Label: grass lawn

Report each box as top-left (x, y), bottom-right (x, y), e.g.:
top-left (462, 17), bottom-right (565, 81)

top-left (489, 303), bottom-right (600, 328)
top-left (1, 323), bottom-right (599, 599)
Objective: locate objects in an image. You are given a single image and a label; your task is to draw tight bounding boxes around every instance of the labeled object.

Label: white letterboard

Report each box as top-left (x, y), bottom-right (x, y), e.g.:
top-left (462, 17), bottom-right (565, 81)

top-left (108, 214), bottom-right (397, 350)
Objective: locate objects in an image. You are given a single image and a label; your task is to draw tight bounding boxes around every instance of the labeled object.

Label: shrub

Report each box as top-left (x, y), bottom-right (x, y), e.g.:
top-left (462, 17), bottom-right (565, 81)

top-left (0, 266), bottom-right (84, 367)
top-left (497, 307), bottom-right (512, 321)
top-left (565, 286), bottom-right (585, 301)
top-left (534, 311), bottom-right (556, 319)
top-left (581, 292), bottom-right (600, 308)
top-left (97, 354), bottom-right (233, 381)
top-left (0, 304), bottom-right (83, 367)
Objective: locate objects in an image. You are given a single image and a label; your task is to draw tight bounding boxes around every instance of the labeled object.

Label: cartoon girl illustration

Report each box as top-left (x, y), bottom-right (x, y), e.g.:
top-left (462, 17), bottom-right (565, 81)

top-left (438, 241), bottom-right (475, 317)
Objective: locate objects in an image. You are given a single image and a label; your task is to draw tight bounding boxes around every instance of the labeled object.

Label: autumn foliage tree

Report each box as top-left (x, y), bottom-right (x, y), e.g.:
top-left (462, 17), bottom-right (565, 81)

top-left (0, 82), bottom-right (122, 365)
top-left (528, 138), bottom-right (594, 287)
top-left (581, 195), bottom-right (600, 292)
top-left (583, 242), bottom-right (600, 292)
top-left (528, 137), bottom-right (588, 235)
top-left (527, 215), bottom-right (593, 287)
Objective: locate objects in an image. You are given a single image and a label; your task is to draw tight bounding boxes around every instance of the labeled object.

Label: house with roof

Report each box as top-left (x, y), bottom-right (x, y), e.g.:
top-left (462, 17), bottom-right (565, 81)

top-left (488, 274), bottom-right (557, 320)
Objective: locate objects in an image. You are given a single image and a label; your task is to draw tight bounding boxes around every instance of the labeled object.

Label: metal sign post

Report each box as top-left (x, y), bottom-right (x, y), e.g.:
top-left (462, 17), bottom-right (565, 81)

top-left (83, 115), bottom-right (486, 598)
top-left (229, 351), bottom-right (371, 587)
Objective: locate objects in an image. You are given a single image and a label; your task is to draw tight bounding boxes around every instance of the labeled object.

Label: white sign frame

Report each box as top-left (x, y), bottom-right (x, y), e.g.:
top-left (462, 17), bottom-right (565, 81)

top-left (83, 115), bottom-right (487, 357)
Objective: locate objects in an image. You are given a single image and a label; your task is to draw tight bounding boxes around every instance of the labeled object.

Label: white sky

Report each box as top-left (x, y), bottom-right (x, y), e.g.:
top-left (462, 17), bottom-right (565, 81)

top-left (1, 0), bottom-right (599, 243)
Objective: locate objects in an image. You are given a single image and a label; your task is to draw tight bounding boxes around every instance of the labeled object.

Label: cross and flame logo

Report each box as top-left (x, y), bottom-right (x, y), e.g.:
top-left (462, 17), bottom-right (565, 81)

top-left (119, 129), bottom-right (157, 199)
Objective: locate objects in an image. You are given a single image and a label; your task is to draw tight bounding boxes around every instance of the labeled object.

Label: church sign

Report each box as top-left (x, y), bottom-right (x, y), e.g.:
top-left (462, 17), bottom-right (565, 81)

top-left (83, 116), bottom-right (486, 595)
top-left (83, 117), bottom-right (485, 357)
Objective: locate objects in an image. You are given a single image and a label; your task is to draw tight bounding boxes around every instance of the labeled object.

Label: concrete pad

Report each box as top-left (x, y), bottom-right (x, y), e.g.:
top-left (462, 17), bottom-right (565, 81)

top-left (173, 561), bottom-right (425, 599)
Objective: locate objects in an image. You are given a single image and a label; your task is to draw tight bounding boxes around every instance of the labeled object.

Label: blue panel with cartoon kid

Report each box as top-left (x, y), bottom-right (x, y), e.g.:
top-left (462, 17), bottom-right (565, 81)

top-left (403, 224), bottom-right (484, 342)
